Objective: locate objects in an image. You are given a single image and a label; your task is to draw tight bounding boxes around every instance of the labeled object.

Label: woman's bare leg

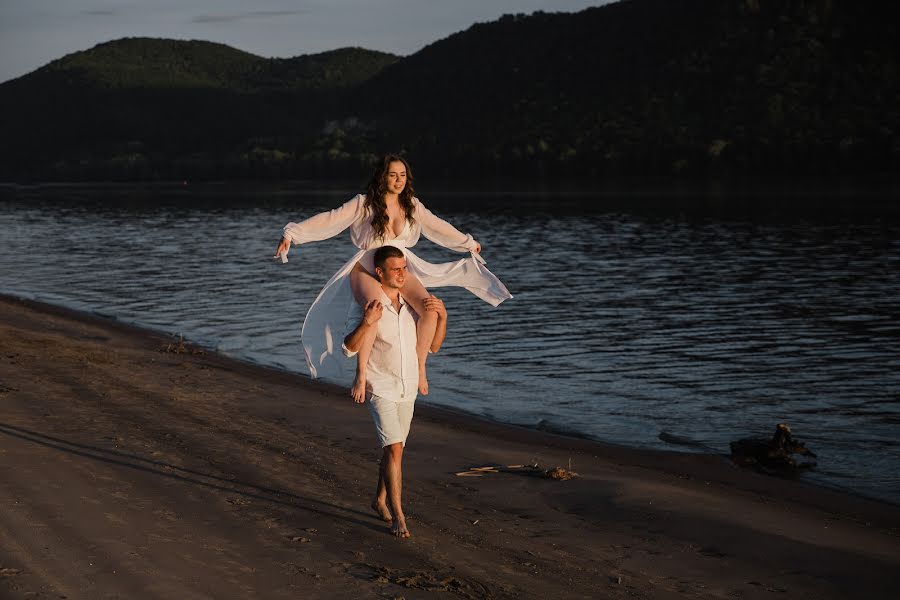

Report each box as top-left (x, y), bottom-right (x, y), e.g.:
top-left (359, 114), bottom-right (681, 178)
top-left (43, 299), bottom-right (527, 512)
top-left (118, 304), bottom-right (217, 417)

top-left (400, 274), bottom-right (438, 396)
top-left (349, 263), bottom-right (383, 403)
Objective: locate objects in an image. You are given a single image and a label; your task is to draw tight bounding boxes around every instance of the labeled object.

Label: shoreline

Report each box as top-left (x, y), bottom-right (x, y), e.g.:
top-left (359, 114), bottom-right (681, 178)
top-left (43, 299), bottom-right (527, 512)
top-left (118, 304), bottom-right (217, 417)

top-left (3, 292), bottom-right (897, 511)
top-left (1, 293), bottom-right (898, 598)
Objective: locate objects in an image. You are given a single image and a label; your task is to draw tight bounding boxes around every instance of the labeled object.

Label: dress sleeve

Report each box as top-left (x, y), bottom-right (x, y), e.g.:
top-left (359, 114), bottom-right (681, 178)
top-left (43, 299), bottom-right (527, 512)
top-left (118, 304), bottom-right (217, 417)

top-left (415, 200), bottom-right (480, 252)
top-left (282, 194), bottom-right (364, 245)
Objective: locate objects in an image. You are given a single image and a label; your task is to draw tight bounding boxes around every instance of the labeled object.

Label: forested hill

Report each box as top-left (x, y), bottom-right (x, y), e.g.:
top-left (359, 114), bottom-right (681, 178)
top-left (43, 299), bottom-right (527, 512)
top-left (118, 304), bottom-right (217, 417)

top-left (21, 38), bottom-right (399, 91)
top-left (1, 0), bottom-right (898, 182)
top-left (0, 38), bottom-right (399, 181)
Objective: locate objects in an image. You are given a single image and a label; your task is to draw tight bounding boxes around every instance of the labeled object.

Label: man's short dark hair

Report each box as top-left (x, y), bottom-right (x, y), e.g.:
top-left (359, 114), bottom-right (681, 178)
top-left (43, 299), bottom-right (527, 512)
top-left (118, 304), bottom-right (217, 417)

top-left (373, 245), bottom-right (405, 272)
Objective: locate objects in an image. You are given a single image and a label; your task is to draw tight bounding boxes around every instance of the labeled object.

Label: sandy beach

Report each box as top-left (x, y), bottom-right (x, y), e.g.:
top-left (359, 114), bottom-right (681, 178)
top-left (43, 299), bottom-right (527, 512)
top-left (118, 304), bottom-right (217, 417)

top-left (1, 294), bottom-right (898, 600)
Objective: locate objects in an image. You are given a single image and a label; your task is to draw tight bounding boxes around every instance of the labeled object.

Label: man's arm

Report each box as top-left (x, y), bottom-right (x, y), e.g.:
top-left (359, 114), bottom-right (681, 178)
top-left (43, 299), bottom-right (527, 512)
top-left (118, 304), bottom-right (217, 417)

top-left (342, 299), bottom-right (384, 355)
top-left (423, 295), bottom-right (448, 353)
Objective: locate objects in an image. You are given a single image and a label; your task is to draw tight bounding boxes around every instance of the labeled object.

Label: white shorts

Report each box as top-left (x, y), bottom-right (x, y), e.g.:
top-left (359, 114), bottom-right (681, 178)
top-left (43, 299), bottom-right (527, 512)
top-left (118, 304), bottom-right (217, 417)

top-left (367, 395), bottom-right (415, 448)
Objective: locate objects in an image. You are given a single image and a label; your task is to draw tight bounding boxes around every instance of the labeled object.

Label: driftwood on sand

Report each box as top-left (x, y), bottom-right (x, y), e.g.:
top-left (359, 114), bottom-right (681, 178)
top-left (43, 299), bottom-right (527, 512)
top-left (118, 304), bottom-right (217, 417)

top-left (454, 463), bottom-right (579, 480)
top-left (730, 423), bottom-right (817, 473)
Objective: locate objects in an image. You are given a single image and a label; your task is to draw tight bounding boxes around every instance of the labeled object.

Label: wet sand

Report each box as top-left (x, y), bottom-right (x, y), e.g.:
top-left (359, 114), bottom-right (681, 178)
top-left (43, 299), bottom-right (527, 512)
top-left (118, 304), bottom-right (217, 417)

top-left (1, 294), bottom-right (898, 599)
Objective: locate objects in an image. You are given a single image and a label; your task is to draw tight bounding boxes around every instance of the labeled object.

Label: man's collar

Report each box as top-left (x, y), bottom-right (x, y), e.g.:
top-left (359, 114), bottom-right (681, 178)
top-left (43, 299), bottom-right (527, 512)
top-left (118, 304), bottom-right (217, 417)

top-left (380, 290), bottom-right (407, 309)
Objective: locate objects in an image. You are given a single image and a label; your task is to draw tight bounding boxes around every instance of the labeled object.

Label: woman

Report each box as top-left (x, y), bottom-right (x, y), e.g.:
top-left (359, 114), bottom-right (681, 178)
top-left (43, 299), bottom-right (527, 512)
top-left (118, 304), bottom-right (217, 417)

top-left (274, 154), bottom-right (511, 401)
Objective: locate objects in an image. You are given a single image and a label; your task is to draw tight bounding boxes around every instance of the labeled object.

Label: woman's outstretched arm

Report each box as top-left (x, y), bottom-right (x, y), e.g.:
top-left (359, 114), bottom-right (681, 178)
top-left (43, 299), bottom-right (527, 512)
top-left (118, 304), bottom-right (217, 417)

top-left (415, 201), bottom-right (482, 254)
top-left (274, 194), bottom-right (364, 257)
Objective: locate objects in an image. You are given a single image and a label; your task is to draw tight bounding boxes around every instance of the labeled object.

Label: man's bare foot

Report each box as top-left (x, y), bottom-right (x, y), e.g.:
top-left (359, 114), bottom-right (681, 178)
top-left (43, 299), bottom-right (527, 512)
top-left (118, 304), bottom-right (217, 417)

top-left (371, 499), bottom-right (392, 522)
top-left (351, 372), bottom-right (367, 403)
top-left (390, 517), bottom-right (411, 538)
top-left (418, 368), bottom-right (428, 396)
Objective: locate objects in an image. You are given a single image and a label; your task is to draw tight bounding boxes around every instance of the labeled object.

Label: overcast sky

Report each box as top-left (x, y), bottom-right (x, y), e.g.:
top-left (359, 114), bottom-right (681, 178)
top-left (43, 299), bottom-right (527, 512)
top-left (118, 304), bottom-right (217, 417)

top-left (0, 1), bottom-right (615, 84)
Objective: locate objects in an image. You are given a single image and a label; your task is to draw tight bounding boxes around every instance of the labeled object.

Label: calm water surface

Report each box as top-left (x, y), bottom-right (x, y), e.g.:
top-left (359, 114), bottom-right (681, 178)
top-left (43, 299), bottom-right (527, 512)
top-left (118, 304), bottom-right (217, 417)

top-left (1, 184), bottom-right (898, 503)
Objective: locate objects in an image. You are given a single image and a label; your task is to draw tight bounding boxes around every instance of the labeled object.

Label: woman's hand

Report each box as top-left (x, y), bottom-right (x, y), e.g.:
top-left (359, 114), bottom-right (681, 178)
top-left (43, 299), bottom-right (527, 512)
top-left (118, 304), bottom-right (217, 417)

top-left (274, 237), bottom-right (291, 260)
top-left (473, 241), bottom-right (482, 254)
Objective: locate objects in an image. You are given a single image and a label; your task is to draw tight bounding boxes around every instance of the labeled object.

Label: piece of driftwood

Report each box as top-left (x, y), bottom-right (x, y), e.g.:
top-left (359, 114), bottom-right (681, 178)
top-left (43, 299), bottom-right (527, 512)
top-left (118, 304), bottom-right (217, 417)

top-left (454, 463), bottom-right (578, 481)
top-left (729, 423), bottom-right (817, 473)
top-left (455, 464), bottom-right (538, 477)
top-left (160, 334), bottom-right (206, 355)
top-left (544, 466), bottom-right (579, 480)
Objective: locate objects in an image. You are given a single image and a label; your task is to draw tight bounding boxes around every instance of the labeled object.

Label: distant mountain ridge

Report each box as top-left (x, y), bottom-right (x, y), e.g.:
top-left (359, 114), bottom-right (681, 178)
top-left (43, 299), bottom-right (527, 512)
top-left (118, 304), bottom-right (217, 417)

top-left (40, 38), bottom-right (261, 89)
top-left (352, 0), bottom-right (900, 177)
top-left (15, 37), bottom-right (399, 91)
top-left (1, 0), bottom-right (898, 181)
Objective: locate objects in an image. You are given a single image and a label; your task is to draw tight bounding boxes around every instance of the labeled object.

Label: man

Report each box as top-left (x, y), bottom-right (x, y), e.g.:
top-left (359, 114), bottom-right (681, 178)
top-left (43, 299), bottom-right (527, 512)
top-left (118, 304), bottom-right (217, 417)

top-left (342, 245), bottom-right (447, 538)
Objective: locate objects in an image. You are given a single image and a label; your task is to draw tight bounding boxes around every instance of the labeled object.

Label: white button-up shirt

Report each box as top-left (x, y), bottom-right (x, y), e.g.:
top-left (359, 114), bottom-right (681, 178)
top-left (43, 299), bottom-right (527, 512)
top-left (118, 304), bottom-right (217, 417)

top-left (342, 292), bottom-right (418, 402)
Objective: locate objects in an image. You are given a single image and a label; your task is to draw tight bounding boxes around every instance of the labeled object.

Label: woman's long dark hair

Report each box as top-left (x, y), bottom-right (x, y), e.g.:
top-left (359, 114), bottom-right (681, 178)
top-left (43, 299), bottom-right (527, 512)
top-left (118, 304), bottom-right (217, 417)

top-left (364, 154), bottom-right (416, 241)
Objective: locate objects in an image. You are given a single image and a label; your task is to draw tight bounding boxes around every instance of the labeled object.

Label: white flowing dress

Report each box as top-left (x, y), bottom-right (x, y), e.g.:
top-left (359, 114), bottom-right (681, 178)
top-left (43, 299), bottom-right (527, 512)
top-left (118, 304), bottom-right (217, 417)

top-left (283, 194), bottom-right (512, 384)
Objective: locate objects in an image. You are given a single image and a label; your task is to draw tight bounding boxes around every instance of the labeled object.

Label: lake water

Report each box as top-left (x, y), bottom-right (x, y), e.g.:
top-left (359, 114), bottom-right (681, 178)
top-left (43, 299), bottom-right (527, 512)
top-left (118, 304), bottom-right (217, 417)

top-left (1, 182), bottom-right (898, 504)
